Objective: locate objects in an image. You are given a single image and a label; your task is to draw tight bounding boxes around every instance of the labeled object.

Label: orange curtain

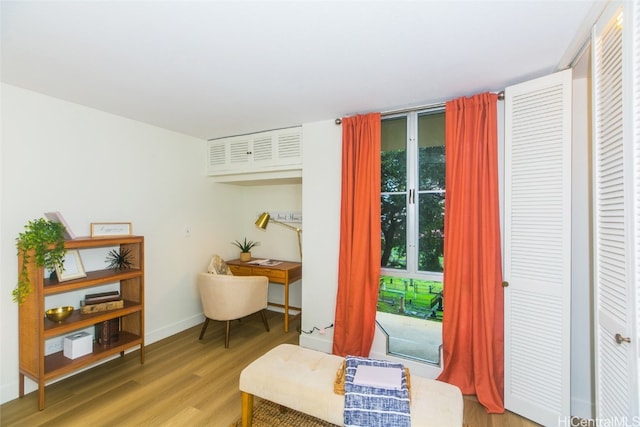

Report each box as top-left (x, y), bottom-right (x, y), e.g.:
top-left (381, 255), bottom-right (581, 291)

top-left (437, 93), bottom-right (504, 413)
top-left (333, 113), bottom-right (381, 357)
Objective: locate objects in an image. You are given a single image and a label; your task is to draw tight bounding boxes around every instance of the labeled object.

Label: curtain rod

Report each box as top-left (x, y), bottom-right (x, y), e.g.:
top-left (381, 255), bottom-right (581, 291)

top-left (335, 90), bottom-right (504, 125)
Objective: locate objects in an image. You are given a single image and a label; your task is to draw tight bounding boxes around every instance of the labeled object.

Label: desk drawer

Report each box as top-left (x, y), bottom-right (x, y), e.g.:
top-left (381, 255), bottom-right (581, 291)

top-left (229, 265), bottom-right (254, 276)
top-left (229, 265), bottom-right (287, 281)
top-left (258, 268), bottom-right (286, 280)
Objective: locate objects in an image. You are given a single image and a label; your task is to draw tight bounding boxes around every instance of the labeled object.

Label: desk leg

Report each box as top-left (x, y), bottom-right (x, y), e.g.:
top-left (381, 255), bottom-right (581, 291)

top-left (284, 281), bottom-right (289, 333)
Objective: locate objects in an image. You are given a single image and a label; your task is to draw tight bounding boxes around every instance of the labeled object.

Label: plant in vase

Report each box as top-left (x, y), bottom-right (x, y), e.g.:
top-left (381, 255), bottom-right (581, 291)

top-left (13, 218), bottom-right (67, 303)
top-left (231, 238), bottom-right (259, 261)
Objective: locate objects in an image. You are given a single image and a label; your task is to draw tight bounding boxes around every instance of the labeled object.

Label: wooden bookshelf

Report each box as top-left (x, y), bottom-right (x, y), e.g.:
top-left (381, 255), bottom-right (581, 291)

top-left (17, 235), bottom-right (145, 410)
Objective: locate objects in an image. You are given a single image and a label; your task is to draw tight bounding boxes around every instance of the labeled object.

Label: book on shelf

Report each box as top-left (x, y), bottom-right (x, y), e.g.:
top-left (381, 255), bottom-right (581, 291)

top-left (84, 291), bottom-right (120, 305)
top-left (95, 318), bottom-right (120, 346)
top-left (85, 295), bottom-right (121, 305)
top-left (85, 290), bottom-right (119, 298)
top-left (80, 300), bottom-right (124, 314)
top-left (85, 290), bottom-right (119, 299)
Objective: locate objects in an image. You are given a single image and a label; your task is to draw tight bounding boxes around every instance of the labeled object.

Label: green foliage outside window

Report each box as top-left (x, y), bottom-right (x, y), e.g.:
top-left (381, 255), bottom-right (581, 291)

top-left (380, 113), bottom-right (445, 273)
top-left (377, 275), bottom-right (443, 321)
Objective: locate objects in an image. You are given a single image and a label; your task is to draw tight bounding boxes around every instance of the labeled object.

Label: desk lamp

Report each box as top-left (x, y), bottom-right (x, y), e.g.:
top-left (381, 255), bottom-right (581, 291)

top-left (255, 212), bottom-right (302, 260)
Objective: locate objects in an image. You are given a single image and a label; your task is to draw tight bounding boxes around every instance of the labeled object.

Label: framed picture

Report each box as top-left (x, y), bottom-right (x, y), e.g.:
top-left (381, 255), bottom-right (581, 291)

top-left (90, 222), bottom-right (132, 237)
top-left (44, 211), bottom-right (76, 240)
top-left (56, 250), bottom-right (87, 282)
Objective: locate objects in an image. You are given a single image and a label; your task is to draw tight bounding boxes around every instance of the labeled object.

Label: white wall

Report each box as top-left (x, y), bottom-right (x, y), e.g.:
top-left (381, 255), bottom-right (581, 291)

top-left (0, 84), bottom-right (242, 403)
top-left (299, 120), bottom-right (342, 352)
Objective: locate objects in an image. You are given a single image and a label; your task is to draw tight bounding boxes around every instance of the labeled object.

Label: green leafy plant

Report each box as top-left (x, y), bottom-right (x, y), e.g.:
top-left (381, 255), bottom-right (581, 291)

top-left (13, 218), bottom-right (67, 303)
top-left (231, 238), bottom-right (260, 253)
top-left (105, 248), bottom-right (133, 270)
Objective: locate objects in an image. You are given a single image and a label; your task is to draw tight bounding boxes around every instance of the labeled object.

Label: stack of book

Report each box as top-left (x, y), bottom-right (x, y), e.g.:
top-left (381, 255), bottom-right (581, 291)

top-left (85, 290), bottom-right (120, 304)
top-left (96, 318), bottom-right (120, 346)
top-left (80, 291), bottom-right (124, 314)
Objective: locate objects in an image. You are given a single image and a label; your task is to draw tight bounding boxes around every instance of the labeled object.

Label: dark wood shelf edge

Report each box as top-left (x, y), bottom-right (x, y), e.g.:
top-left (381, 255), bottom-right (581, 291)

top-left (44, 332), bottom-right (142, 379)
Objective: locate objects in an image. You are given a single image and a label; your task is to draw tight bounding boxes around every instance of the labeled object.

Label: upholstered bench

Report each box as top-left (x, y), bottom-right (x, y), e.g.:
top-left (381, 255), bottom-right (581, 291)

top-left (239, 343), bottom-right (463, 426)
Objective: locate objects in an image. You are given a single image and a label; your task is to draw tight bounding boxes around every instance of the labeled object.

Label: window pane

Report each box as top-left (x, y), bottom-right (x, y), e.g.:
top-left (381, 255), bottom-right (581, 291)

top-left (379, 110), bottom-right (445, 365)
top-left (417, 192), bottom-right (444, 272)
top-left (381, 194), bottom-right (407, 270)
top-left (377, 277), bottom-right (443, 364)
top-left (417, 112), bottom-right (445, 191)
top-left (381, 117), bottom-right (407, 192)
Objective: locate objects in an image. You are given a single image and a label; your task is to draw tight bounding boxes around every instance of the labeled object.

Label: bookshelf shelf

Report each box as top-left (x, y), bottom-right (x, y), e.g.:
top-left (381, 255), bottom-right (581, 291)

top-left (43, 301), bottom-right (142, 337)
top-left (18, 235), bottom-right (145, 410)
top-left (43, 331), bottom-right (142, 379)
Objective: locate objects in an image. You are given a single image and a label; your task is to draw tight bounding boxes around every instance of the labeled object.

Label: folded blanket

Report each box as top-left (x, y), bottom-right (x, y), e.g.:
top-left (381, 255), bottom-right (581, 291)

top-left (343, 356), bottom-right (411, 427)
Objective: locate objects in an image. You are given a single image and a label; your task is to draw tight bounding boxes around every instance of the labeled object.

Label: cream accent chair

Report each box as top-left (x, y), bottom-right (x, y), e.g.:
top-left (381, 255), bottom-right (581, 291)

top-left (197, 271), bottom-right (270, 348)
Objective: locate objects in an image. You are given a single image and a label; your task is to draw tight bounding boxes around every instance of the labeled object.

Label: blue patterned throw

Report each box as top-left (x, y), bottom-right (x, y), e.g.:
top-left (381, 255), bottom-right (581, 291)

top-left (343, 356), bottom-right (411, 427)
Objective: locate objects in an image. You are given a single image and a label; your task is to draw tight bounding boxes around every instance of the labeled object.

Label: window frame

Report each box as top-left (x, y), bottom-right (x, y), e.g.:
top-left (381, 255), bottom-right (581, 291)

top-left (380, 107), bottom-right (445, 284)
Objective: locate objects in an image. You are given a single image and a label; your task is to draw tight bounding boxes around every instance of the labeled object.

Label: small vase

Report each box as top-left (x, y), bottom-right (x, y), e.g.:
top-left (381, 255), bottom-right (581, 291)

top-left (240, 252), bottom-right (251, 262)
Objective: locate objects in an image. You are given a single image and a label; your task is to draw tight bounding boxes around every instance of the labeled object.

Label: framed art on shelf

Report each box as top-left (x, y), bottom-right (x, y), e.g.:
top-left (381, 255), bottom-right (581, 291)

top-left (90, 222), bottom-right (132, 237)
top-left (55, 250), bottom-right (87, 282)
top-left (44, 211), bottom-right (76, 240)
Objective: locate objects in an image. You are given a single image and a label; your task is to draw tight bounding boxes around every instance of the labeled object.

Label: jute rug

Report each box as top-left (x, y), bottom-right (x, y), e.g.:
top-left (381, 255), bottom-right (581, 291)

top-left (233, 398), bottom-right (472, 427)
top-left (232, 398), bottom-right (339, 426)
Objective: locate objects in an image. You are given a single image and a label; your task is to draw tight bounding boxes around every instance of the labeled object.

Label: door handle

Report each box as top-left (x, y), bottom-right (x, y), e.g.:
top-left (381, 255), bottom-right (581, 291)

top-left (615, 333), bottom-right (631, 344)
top-left (502, 281), bottom-right (509, 288)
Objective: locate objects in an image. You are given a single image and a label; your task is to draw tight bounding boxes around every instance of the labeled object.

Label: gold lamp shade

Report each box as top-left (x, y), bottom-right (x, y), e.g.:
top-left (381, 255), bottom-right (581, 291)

top-left (255, 212), bottom-right (271, 229)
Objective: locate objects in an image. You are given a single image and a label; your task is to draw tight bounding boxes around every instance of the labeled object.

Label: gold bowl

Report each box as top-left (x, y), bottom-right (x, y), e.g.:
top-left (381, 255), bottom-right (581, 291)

top-left (45, 306), bottom-right (74, 323)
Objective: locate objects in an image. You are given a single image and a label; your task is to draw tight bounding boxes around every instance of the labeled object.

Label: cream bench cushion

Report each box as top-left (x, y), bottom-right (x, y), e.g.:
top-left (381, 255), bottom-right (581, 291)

top-left (239, 343), bottom-right (463, 426)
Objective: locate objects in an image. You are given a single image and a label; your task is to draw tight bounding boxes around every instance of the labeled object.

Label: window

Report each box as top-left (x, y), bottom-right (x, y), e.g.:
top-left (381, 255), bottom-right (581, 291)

top-left (377, 108), bottom-right (445, 364)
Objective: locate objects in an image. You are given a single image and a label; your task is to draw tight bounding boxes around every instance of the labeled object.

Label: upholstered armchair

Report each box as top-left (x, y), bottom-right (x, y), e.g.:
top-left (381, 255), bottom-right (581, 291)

top-left (197, 266), bottom-right (270, 348)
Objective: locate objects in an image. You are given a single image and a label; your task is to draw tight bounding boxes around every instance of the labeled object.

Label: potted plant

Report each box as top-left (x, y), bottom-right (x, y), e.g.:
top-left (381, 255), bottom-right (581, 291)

top-left (231, 238), bottom-right (259, 262)
top-left (13, 218), bottom-right (67, 303)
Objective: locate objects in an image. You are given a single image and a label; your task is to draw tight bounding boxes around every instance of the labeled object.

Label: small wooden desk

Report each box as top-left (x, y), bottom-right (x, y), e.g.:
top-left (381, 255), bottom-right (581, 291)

top-left (226, 259), bottom-right (302, 333)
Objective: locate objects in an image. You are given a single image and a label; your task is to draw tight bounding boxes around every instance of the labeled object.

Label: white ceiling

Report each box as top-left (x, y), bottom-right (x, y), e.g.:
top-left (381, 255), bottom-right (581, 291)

top-left (1, 1), bottom-right (604, 140)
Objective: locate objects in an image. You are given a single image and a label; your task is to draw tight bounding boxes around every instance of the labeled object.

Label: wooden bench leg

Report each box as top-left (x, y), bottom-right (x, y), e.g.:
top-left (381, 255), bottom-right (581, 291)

top-left (241, 392), bottom-right (254, 427)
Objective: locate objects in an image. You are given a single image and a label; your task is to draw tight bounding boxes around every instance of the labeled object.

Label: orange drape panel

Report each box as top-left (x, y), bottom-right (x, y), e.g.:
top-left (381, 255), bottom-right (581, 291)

top-left (437, 93), bottom-right (504, 413)
top-left (333, 113), bottom-right (381, 357)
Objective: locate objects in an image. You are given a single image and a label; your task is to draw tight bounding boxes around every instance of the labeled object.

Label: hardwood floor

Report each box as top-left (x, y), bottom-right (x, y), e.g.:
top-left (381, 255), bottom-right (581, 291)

top-left (1, 311), bottom-right (539, 426)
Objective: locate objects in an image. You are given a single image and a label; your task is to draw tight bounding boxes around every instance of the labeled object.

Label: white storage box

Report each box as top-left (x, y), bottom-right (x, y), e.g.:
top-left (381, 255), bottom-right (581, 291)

top-left (63, 332), bottom-right (93, 359)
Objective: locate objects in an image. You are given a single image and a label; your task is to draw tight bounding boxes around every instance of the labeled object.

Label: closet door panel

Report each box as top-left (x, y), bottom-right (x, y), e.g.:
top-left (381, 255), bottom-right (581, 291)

top-left (593, 1), bottom-right (639, 419)
top-left (504, 69), bottom-right (572, 425)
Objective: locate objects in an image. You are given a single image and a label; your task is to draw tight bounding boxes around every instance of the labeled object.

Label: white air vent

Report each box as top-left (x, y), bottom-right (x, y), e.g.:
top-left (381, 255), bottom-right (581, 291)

top-left (229, 137), bottom-right (251, 165)
top-left (252, 135), bottom-right (273, 161)
top-left (207, 126), bottom-right (302, 179)
top-left (278, 131), bottom-right (302, 159)
top-left (208, 143), bottom-right (226, 167)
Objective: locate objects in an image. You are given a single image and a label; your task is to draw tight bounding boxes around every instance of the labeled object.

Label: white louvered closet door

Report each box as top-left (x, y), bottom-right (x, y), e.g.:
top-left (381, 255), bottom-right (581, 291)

top-left (593, 1), bottom-right (639, 420)
top-left (503, 69), bottom-right (572, 426)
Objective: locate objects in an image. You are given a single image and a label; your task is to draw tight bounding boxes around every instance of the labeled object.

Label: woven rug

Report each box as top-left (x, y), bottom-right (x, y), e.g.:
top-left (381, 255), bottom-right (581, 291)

top-left (233, 398), bottom-right (339, 427)
top-left (233, 397), bottom-right (472, 427)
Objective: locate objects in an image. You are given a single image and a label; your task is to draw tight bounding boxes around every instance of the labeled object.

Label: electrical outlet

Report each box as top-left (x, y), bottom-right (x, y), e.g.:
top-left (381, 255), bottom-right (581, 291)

top-left (45, 338), bottom-right (64, 355)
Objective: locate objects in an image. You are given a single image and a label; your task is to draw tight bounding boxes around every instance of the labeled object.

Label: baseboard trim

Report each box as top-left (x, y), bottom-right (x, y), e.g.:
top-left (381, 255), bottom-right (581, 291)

top-left (145, 313), bottom-right (204, 345)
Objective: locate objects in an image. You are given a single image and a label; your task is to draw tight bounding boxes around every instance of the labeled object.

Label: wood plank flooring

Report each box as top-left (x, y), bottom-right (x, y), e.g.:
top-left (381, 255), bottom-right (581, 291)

top-left (0, 311), bottom-right (539, 426)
